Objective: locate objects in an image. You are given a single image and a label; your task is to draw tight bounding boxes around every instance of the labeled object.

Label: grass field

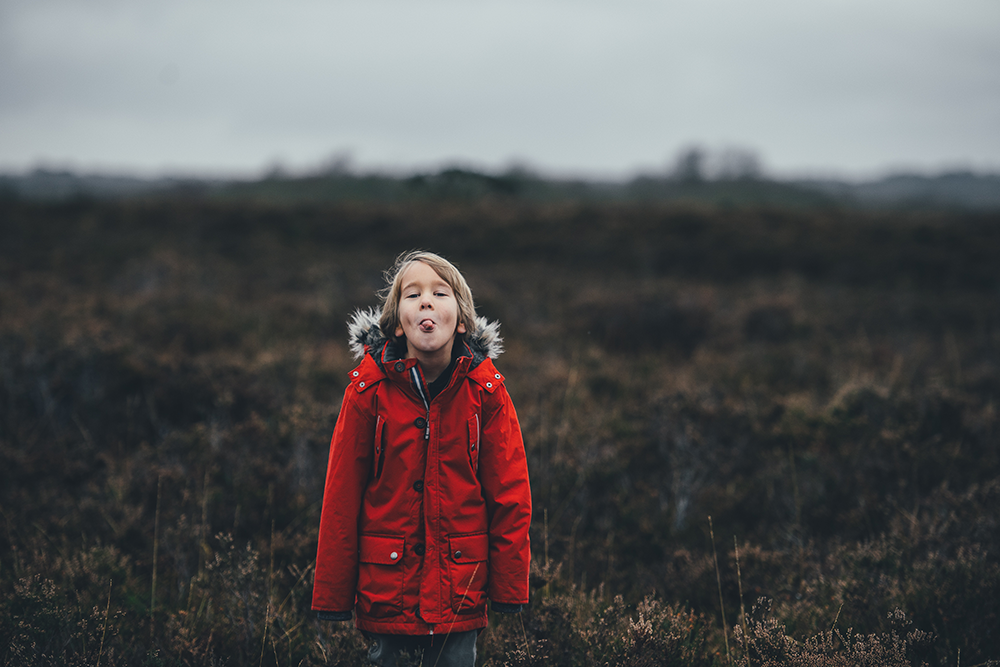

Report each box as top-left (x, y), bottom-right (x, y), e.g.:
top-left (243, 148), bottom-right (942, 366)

top-left (1, 196), bottom-right (998, 666)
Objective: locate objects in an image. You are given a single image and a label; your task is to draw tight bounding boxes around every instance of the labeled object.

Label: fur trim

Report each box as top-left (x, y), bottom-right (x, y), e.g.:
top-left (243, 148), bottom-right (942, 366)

top-left (471, 315), bottom-right (504, 359)
top-left (347, 307), bottom-right (384, 360)
top-left (347, 307), bottom-right (503, 361)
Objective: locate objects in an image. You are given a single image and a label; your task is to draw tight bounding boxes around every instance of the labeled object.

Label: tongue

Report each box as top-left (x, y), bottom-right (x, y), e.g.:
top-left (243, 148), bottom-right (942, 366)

top-left (419, 321), bottom-right (434, 333)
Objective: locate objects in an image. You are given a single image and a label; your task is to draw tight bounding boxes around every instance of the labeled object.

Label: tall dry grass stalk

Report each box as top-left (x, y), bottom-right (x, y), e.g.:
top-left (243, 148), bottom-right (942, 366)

top-left (787, 444), bottom-right (801, 529)
top-left (568, 514), bottom-right (581, 587)
top-left (734, 537), bottom-right (747, 649)
top-left (709, 515), bottom-right (731, 666)
top-left (258, 517), bottom-right (275, 667)
top-left (150, 473), bottom-right (162, 640)
top-left (432, 562), bottom-right (481, 667)
top-left (543, 507), bottom-right (551, 599)
top-left (95, 578), bottom-right (112, 667)
top-left (518, 613), bottom-right (533, 666)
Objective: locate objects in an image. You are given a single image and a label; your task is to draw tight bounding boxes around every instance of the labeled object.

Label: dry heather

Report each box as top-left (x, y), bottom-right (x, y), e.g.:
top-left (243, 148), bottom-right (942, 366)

top-left (1, 198), bottom-right (998, 666)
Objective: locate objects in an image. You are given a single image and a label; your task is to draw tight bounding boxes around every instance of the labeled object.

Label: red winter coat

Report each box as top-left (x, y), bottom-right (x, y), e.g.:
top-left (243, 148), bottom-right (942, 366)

top-left (312, 309), bottom-right (532, 635)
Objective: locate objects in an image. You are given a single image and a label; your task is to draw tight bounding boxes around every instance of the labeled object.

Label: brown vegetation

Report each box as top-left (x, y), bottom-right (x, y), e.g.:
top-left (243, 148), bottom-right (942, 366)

top-left (1, 197), bottom-right (998, 666)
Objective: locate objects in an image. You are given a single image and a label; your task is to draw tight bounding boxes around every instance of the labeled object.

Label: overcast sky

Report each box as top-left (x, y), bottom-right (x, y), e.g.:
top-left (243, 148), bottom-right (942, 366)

top-left (1, 0), bottom-right (998, 179)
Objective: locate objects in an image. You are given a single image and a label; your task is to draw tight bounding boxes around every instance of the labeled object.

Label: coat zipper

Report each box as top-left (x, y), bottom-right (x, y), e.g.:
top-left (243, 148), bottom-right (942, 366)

top-left (410, 364), bottom-right (434, 634)
top-left (410, 366), bottom-right (431, 440)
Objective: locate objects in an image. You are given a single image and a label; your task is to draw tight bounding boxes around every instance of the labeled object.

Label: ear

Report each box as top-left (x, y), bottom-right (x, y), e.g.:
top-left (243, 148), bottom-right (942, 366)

top-left (395, 325), bottom-right (404, 338)
top-left (457, 322), bottom-right (467, 334)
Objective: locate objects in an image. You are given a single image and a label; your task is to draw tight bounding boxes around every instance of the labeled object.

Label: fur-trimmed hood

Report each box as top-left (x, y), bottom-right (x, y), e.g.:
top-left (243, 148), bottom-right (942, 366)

top-left (347, 307), bottom-right (503, 366)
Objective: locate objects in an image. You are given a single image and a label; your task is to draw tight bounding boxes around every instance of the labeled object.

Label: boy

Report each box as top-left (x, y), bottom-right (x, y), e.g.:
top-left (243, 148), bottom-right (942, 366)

top-left (313, 251), bottom-right (532, 666)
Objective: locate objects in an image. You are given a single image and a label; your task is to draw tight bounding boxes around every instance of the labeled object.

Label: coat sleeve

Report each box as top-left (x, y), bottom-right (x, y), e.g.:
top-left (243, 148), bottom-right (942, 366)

top-left (478, 383), bottom-right (532, 606)
top-left (311, 384), bottom-right (375, 613)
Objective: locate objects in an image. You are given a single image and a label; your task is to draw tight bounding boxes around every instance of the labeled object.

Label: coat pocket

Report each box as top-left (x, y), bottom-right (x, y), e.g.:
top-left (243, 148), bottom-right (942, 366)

top-left (467, 415), bottom-right (480, 474)
top-left (447, 532), bottom-right (489, 614)
top-left (356, 534), bottom-right (404, 618)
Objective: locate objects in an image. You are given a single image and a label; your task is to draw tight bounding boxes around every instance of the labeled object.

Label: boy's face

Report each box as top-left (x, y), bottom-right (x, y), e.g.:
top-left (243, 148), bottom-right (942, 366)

top-left (394, 261), bottom-right (466, 361)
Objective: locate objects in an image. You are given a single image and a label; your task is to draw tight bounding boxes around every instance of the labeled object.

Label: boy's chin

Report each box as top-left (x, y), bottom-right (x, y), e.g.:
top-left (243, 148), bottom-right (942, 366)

top-left (406, 337), bottom-right (456, 357)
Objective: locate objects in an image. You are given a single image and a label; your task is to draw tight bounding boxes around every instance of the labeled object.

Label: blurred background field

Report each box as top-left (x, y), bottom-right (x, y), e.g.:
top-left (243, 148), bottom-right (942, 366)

top-left (1, 185), bottom-right (998, 666)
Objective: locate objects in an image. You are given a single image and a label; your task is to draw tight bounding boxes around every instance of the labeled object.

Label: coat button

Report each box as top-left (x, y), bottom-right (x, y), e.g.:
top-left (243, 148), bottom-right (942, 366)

top-left (454, 550), bottom-right (462, 559)
top-left (414, 417), bottom-right (427, 429)
top-left (486, 382), bottom-right (492, 388)
top-left (414, 544), bottom-right (425, 556)
top-left (390, 551), bottom-right (399, 560)
top-left (495, 374), bottom-right (501, 379)
top-left (394, 361), bottom-right (405, 372)
top-left (353, 371), bottom-right (359, 377)
top-left (413, 480), bottom-right (424, 492)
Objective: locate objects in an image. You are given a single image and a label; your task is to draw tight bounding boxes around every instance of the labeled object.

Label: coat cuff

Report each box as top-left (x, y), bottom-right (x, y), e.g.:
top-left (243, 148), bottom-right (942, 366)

top-left (491, 602), bottom-right (524, 614)
top-left (317, 610), bottom-right (353, 622)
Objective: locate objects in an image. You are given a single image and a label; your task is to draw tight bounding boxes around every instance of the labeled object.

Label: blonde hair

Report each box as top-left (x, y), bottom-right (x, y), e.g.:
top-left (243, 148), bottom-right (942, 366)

top-left (379, 250), bottom-right (477, 343)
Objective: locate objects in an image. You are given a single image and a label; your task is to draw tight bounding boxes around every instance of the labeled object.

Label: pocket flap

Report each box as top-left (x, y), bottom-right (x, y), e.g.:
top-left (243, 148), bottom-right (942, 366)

top-left (448, 533), bottom-right (489, 563)
top-left (359, 534), bottom-right (405, 565)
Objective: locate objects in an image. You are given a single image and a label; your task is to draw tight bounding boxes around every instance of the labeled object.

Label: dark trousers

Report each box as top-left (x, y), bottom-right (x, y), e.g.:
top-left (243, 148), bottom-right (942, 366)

top-left (365, 629), bottom-right (478, 667)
